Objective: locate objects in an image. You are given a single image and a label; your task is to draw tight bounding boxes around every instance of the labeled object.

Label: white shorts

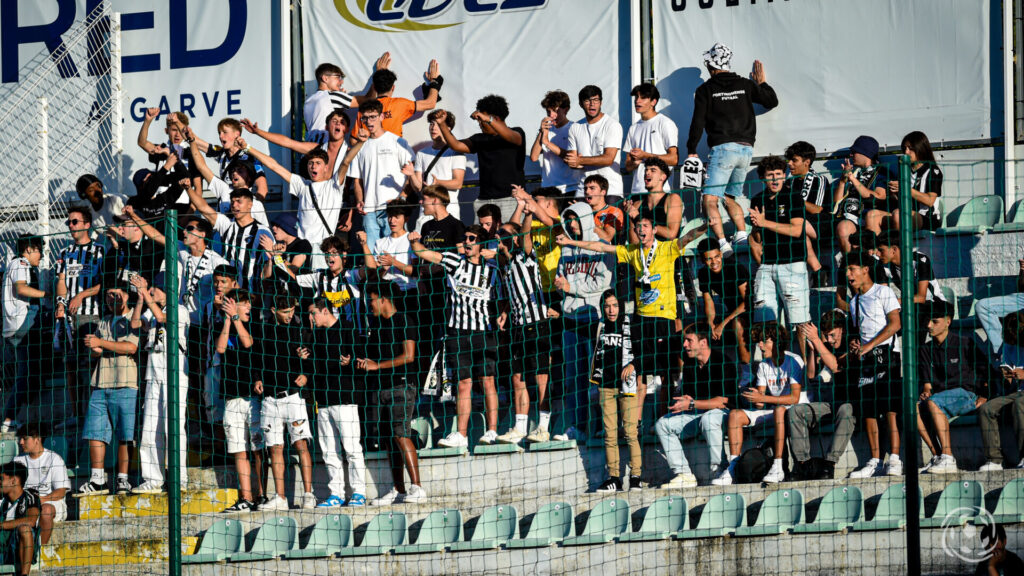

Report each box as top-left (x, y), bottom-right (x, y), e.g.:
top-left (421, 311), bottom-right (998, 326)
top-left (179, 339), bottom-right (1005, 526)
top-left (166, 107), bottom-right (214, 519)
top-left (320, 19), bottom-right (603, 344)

top-left (262, 393), bottom-right (312, 447)
top-left (742, 407), bottom-right (790, 427)
top-left (43, 498), bottom-right (67, 523)
top-left (224, 397), bottom-right (264, 453)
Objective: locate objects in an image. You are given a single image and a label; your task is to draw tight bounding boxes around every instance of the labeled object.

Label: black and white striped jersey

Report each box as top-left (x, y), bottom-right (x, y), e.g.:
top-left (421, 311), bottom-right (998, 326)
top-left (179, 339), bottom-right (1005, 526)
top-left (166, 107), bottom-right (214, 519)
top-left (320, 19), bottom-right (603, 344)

top-left (794, 169), bottom-right (830, 209)
top-left (213, 214), bottom-right (272, 290)
top-left (296, 268), bottom-right (365, 332)
top-left (440, 252), bottom-right (499, 332)
top-left (55, 241), bottom-right (106, 316)
top-left (500, 249), bottom-right (547, 327)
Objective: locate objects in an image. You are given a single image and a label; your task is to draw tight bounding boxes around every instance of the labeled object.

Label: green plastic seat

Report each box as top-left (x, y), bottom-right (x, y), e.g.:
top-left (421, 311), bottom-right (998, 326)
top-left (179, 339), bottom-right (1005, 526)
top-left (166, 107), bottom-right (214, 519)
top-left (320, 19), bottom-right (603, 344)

top-left (562, 498), bottom-right (630, 546)
top-left (792, 486), bottom-right (863, 534)
top-left (920, 480), bottom-right (984, 528)
top-left (619, 496), bottom-right (688, 542)
top-left (977, 478), bottom-right (1024, 525)
top-left (182, 519), bottom-right (244, 564)
top-left (937, 195), bottom-right (1003, 235)
top-left (337, 511), bottom-right (407, 556)
top-left (228, 516), bottom-right (298, 562)
top-left (994, 199), bottom-right (1024, 232)
top-left (851, 484), bottom-right (922, 531)
top-left (0, 441), bottom-right (16, 465)
top-left (409, 417), bottom-right (432, 451)
top-left (284, 514), bottom-right (352, 559)
top-left (734, 489), bottom-right (804, 537)
top-left (449, 504), bottom-right (518, 551)
top-left (392, 509), bottom-right (463, 554)
top-left (675, 493), bottom-right (746, 539)
top-left (0, 564), bottom-right (13, 574)
top-left (506, 502), bottom-right (574, 548)
top-left (939, 286), bottom-right (959, 320)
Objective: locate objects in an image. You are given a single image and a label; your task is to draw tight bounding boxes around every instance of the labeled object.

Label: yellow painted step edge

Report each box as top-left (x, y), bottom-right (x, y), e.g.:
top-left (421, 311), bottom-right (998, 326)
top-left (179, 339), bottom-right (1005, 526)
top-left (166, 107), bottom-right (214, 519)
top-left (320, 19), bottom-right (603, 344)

top-left (78, 489), bottom-right (238, 520)
top-left (39, 537), bottom-right (198, 568)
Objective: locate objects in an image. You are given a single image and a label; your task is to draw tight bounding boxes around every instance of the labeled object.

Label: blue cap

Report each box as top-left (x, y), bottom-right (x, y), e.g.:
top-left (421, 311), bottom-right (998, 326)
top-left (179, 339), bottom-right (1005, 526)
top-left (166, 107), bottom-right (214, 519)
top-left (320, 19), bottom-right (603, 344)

top-left (849, 135), bottom-right (879, 161)
top-left (132, 169), bottom-right (153, 193)
top-left (271, 212), bottom-right (299, 237)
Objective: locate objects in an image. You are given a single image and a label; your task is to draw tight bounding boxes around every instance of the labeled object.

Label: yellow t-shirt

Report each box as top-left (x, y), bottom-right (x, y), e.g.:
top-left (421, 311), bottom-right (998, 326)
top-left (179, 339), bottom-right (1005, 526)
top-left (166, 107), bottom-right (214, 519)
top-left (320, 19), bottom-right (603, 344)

top-left (616, 240), bottom-right (680, 320)
top-left (531, 218), bottom-right (561, 292)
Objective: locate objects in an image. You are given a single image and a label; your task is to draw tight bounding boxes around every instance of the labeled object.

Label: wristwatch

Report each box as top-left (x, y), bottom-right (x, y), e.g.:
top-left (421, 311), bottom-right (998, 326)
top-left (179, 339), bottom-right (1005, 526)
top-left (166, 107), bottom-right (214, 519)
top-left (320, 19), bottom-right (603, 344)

top-left (231, 314), bottom-right (240, 322)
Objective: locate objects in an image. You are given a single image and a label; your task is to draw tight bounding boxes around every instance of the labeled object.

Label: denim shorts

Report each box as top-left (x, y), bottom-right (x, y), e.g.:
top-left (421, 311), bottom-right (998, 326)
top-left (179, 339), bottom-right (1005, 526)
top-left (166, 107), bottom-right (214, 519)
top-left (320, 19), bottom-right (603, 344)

top-left (704, 142), bottom-right (754, 199)
top-left (82, 387), bottom-right (138, 445)
top-left (929, 388), bottom-right (978, 419)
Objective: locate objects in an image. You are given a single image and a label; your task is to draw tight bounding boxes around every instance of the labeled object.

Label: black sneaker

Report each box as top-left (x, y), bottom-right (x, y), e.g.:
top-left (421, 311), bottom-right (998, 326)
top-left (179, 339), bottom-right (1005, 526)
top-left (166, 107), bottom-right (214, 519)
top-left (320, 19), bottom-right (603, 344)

top-left (629, 476), bottom-right (643, 491)
top-left (596, 477), bottom-right (622, 493)
top-left (73, 480), bottom-right (109, 498)
top-left (257, 495), bottom-right (270, 510)
top-left (222, 499), bottom-right (256, 513)
top-left (115, 477), bottom-right (133, 495)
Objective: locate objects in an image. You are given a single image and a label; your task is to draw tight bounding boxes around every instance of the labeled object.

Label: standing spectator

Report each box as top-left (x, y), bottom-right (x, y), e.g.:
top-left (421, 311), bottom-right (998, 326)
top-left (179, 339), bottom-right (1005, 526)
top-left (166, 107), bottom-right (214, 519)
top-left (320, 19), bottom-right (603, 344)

top-left (835, 230), bottom-right (887, 313)
top-left (696, 237), bottom-right (751, 366)
top-left (917, 300), bottom-right (991, 474)
top-left (415, 185), bottom-right (465, 364)
top-left (103, 212), bottom-right (166, 294)
top-left (360, 206), bottom-right (418, 313)
top-left (433, 100), bottom-right (526, 221)
top-left (0, 462), bottom-right (39, 576)
top-left (349, 100), bottom-right (415, 251)
top-left (975, 257), bottom-right (1024, 357)
top-left (624, 158), bottom-right (682, 242)
top-left (408, 111), bottom-right (466, 225)
top-left (979, 311), bottom-right (1024, 471)
top-left (566, 85), bottom-right (623, 200)
top-left (259, 213), bottom-right (312, 295)
top-left (656, 322), bottom-right (738, 489)
top-left (75, 285), bottom-right (139, 496)
top-left (511, 187), bottom-right (563, 295)
top-left (14, 424), bottom-right (69, 546)
top-left (353, 60), bottom-right (441, 138)
top-left (181, 126), bottom-right (268, 227)
top-left (303, 298), bottom-right (365, 507)
top-left (203, 267), bottom-right (241, 425)
top-left (294, 237), bottom-right (365, 328)
top-left (359, 277), bottom-right (426, 505)
top-left (1, 235), bottom-right (46, 433)
top-left (582, 175), bottom-right (624, 243)
top-left (834, 135), bottom-right (892, 249)
top-left (188, 118), bottom-right (270, 205)
top-left (687, 43), bottom-right (778, 255)
top-left (890, 131), bottom-right (943, 232)
top-left (530, 90), bottom-right (578, 195)
top-left (623, 84), bottom-right (679, 198)
top-left (126, 151), bottom-right (192, 222)
top-left (137, 107), bottom-right (192, 174)
top-left (74, 174), bottom-right (124, 230)
top-left (784, 141), bottom-right (831, 287)
top-left (242, 115), bottom-right (358, 197)
top-left (303, 56), bottom-right (385, 145)
top-left (845, 252), bottom-right (904, 479)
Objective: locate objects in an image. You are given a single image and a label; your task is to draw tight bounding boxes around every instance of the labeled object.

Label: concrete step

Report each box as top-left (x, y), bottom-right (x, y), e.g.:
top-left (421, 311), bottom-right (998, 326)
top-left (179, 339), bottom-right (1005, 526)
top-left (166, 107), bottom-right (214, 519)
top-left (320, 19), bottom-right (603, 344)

top-left (76, 488), bottom-right (237, 520)
top-left (38, 537), bottom-right (198, 569)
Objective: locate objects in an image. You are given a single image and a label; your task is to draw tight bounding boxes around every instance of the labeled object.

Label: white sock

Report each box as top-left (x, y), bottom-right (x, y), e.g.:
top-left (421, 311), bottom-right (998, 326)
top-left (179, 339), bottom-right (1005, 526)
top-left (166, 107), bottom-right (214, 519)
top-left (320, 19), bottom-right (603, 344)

top-left (91, 468), bottom-right (106, 484)
top-left (889, 454), bottom-right (901, 462)
top-left (773, 458), bottom-right (783, 469)
top-left (718, 237), bottom-right (731, 248)
top-left (515, 414), bottom-right (528, 434)
top-left (117, 473), bottom-right (128, 481)
top-left (538, 411), bottom-right (551, 431)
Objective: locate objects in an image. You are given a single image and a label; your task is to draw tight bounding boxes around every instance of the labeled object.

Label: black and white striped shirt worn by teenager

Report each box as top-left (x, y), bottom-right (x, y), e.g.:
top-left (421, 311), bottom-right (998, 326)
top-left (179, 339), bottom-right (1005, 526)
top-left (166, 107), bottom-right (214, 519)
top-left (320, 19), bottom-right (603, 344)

top-left (441, 252), bottom-right (499, 332)
top-left (213, 214), bottom-right (271, 290)
top-left (55, 241), bottom-right (105, 317)
top-left (501, 249), bottom-right (547, 327)
top-left (796, 168), bottom-right (830, 209)
top-left (296, 268), bottom-right (364, 332)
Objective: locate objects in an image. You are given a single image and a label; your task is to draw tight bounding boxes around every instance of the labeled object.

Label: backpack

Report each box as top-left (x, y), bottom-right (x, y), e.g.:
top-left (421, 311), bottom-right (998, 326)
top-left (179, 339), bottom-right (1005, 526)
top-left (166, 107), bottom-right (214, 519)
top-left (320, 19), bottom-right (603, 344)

top-left (734, 441), bottom-right (774, 484)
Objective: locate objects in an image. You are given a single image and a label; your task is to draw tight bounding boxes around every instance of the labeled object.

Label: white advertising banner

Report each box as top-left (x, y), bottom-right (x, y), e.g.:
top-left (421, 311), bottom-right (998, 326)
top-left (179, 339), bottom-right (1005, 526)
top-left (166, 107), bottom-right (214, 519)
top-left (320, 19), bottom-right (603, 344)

top-left (301, 0), bottom-right (626, 179)
top-left (652, 0), bottom-right (992, 157)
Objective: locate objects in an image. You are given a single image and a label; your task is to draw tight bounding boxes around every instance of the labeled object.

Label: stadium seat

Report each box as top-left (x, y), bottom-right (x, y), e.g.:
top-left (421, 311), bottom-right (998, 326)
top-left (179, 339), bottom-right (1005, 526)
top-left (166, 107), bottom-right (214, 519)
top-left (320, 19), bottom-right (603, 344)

top-left (919, 480), bottom-right (984, 528)
top-left (850, 484), bottom-right (922, 531)
top-left (409, 417), bottom-right (432, 451)
top-left (392, 508), bottom-right (463, 554)
top-left (978, 478), bottom-right (1024, 525)
top-left (674, 493), bottom-right (746, 539)
top-left (181, 519), bottom-right (244, 564)
top-left (448, 504), bottom-right (518, 551)
top-left (734, 489), bottom-right (804, 537)
top-left (561, 498), bottom-right (629, 546)
top-left (336, 511), bottom-right (407, 556)
top-left (940, 286), bottom-right (959, 319)
top-left (994, 198), bottom-right (1024, 232)
top-left (679, 217), bottom-right (708, 256)
top-left (618, 495), bottom-right (688, 542)
top-left (0, 440), bottom-right (16, 465)
top-left (936, 195), bottom-right (1003, 235)
top-left (227, 516), bottom-right (298, 562)
top-left (506, 502), bottom-right (574, 548)
top-left (284, 514), bottom-right (352, 559)
top-left (792, 486), bottom-right (863, 534)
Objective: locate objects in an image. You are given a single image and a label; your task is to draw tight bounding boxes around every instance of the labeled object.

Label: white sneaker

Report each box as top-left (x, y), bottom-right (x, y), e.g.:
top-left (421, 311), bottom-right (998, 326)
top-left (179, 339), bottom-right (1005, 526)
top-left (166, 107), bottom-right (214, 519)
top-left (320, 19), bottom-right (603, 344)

top-left (849, 458), bottom-right (882, 479)
top-left (719, 241), bottom-right (734, 259)
top-left (884, 457), bottom-right (904, 477)
top-left (132, 481), bottom-right (164, 495)
top-left (979, 461), bottom-right (1003, 472)
top-left (553, 426), bottom-right (582, 442)
top-left (0, 419), bottom-right (16, 434)
top-left (404, 484), bottom-right (427, 504)
top-left (926, 454), bottom-right (957, 475)
top-left (496, 428), bottom-right (526, 444)
top-left (711, 467), bottom-right (734, 486)
top-left (1017, 458), bottom-right (1024, 469)
top-left (301, 492), bottom-right (317, 509)
top-left (919, 455), bottom-right (940, 473)
top-left (371, 488), bottom-right (402, 506)
top-left (762, 463), bottom-right (785, 484)
top-left (733, 231), bottom-right (749, 246)
top-left (437, 431), bottom-right (468, 448)
top-left (526, 427), bottom-right (550, 443)
top-left (261, 495), bottom-right (289, 511)
top-left (478, 430), bottom-right (499, 445)
top-left (662, 473), bottom-right (698, 489)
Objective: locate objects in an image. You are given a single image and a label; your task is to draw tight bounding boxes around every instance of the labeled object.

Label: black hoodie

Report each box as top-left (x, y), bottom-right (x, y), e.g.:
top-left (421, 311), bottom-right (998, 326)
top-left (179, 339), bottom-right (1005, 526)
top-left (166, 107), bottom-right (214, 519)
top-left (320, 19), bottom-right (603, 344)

top-left (686, 72), bottom-right (778, 154)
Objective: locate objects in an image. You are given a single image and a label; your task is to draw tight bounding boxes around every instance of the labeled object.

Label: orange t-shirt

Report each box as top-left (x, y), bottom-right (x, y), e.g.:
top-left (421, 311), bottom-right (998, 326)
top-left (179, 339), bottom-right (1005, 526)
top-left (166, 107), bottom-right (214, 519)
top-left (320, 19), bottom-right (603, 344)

top-left (355, 97), bottom-right (417, 137)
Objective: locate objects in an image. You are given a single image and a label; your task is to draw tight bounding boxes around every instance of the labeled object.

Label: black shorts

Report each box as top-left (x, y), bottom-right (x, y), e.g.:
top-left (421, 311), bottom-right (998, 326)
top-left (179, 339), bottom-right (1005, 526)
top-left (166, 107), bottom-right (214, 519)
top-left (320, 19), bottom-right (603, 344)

top-left (378, 384), bottom-right (416, 439)
top-left (446, 329), bottom-right (497, 381)
top-left (852, 349), bottom-right (901, 419)
top-left (511, 321), bottom-right (552, 376)
top-left (630, 314), bottom-right (680, 376)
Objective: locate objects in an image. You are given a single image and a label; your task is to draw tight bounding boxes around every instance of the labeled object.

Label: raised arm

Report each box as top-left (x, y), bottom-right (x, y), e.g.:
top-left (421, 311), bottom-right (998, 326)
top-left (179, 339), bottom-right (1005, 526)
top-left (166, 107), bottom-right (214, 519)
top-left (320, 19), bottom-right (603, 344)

top-left (185, 128), bottom-right (216, 184)
top-left (241, 118), bottom-right (318, 156)
top-left (434, 110), bottom-right (471, 154)
top-left (413, 60), bottom-right (440, 113)
top-left (237, 137), bottom-right (292, 182)
top-left (408, 231), bottom-right (443, 264)
top-left (137, 107), bottom-right (161, 154)
top-left (122, 205), bottom-right (166, 245)
top-left (555, 234), bottom-right (617, 254)
top-left (474, 112), bottom-right (523, 146)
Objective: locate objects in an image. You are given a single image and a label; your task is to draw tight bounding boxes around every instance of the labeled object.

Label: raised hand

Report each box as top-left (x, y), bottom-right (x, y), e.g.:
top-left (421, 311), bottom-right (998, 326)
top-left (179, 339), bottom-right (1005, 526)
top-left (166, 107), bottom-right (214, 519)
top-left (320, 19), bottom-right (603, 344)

top-left (146, 107), bottom-right (160, 120)
top-left (751, 60), bottom-right (766, 84)
top-left (240, 119), bottom-right (259, 134)
top-left (425, 59), bottom-right (439, 81)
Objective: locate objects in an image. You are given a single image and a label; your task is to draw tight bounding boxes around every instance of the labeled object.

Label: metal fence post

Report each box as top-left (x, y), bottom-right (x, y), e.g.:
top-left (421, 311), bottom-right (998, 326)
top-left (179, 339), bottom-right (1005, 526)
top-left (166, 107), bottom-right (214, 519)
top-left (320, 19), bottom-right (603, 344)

top-left (164, 210), bottom-right (182, 576)
top-left (899, 154), bottom-right (921, 576)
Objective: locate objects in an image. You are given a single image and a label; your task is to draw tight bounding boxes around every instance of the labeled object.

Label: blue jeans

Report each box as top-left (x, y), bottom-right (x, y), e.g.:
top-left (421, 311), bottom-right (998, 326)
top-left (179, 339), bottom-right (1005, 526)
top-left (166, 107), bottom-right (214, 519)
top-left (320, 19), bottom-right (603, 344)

top-left (705, 143), bottom-right (754, 199)
top-left (559, 317), bottom-right (598, 434)
top-left (83, 387), bottom-right (139, 445)
top-left (928, 388), bottom-right (978, 420)
top-left (753, 261), bottom-right (811, 325)
top-left (362, 210), bottom-right (389, 253)
top-left (654, 408), bottom-right (728, 476)
top-left (976, 293), bottom-right (1024, 354)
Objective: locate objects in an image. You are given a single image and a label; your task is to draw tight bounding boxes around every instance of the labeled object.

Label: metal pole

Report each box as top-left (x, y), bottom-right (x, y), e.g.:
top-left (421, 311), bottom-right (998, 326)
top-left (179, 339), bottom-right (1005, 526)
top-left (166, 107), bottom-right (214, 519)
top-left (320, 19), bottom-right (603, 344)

top-left (37, 98), bottom-right (50, 273)
top-left (164, 210), bottom-right (182, 576)
top-left (109, 12), bottom-right (123, 197)
top-left (899, 154), bottom-right (921, 576)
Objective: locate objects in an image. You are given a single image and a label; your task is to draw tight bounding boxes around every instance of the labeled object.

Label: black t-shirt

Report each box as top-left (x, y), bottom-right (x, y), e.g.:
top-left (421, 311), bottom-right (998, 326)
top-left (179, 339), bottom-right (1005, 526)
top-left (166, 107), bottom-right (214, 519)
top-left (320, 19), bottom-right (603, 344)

top-left (680, 350), bottom-right (739, 408)
top-left (102, 237), bottom-right (165, 291)
top-left (307, 320), bottom-right (357, 406)
top-left (362, 312), bottom-right (415, 389)
top-left (591, 318), bottom-right (629, 389)
top-left (918, 331), bottom-right (993, 397)
top-left (466, 129), bottom-right (526, 200)
top-left (267, 238), bottom-right (314, 298)
top-left (751, 187), bottom-right (807, 265)
top-left (219, 315), bottom-right (254, 399)
top-left (698, 260), bottom-right (751, 314)
top-left (857, 164), bottom-right (895, 213)
top-left (911, 164), bottom-right (943, 229)
top-left (285, 238), bottom-right (313, 275)
top-left (418, 215), bottom-right (465, 304)
top-left (0, 488), bottom-right (40, 523)
top-left (974, 551), bottom-right (1024, 576)
top-left (820, 339), bottom-right (855, 405)
top-left (250, 319), bottom-right (304, 395)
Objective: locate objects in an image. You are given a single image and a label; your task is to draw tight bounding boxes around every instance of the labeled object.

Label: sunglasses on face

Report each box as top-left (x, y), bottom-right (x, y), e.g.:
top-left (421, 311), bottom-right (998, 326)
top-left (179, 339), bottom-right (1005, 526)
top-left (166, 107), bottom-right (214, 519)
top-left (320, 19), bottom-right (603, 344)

top-left (65, 219), bottom-right (83, 227)
top-left (464, 235), bottom-right (478, 242)
top-left (184, 225), bottom-right (201, 233)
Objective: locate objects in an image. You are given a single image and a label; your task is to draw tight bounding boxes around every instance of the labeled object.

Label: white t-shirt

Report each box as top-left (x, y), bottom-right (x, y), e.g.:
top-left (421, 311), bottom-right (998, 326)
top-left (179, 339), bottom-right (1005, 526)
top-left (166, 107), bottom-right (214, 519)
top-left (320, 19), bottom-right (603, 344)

top-left (539, 122), bottom-right (579, 193)
top-left (91, 194), bottom-right (125, 230)
top-left (374, 232), bottom-right (417, 291)
top-left (303, 90), bottom-right (354, 145)
top-left (210, 178), bottom-right (268, 227)
top-left (414, 145), bottom-right (465, 221)
top-left (567, 114), bottom-right (624, 198)
top-left (2, 257), bottom-right (35, 340)
top-left (756, 351), bottom-right (809, 403)
top-left (288, 174), bottom-right (345, 270)
top-left (850, 283), bottom-right (901, 348)
top-left (623, 113), bottom-right (679, 195)
top-left (14, 450), bottom-right (70, 497)
top-left (178, 245), bottom-right (228, 326)
top-left (348, 132), bottom-right (414, 212)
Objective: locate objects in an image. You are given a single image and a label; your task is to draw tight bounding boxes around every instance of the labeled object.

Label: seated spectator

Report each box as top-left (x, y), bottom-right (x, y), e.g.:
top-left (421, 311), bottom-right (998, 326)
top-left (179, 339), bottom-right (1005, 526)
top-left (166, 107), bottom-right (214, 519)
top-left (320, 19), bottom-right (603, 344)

top-left (530, 90), bottom-right (578, 195)
top-left (408, 110), bottom-right (466, 224)
top-left (0, 462), bottom-right (39, 576)
top-left (74, 174), bottom-right (124, 229)
top-left (697, 237), bottom-right (751, 366)
top-left (889, 131), bottom-right (943, 232)
top-left (975, 524), bottom-right (1024, 576)
top-left (917, 300), bottom-right (991, 474)
top-left (833, 135), bottom-right (892, 249)
top-left (714, 321), bottom-right (806, 486)
top-left (14, 424), bottom-right (68, 546)
top-left (566, 85), bottom-right (623, 201)
top-left (75, 285), bottom-right (139, 496)
top-left (592, 291), bottom-right (641, 492)
top-left (352, 60), bottom-right (441, 138)
top-left (581, 175), bottom-right (624, 243)
top-left (980, 310), bottom-right (1024, 471)
top-left (656, 322), bottom-right (738, 489)
top-left (876, 230), bottom-right (945, 304)
top-left (784, 140), bottom-right (831, 287)
top-left (974, 257), bottom-right (1024, 357)
top-left (2, 235), bottom-right (47, 433)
